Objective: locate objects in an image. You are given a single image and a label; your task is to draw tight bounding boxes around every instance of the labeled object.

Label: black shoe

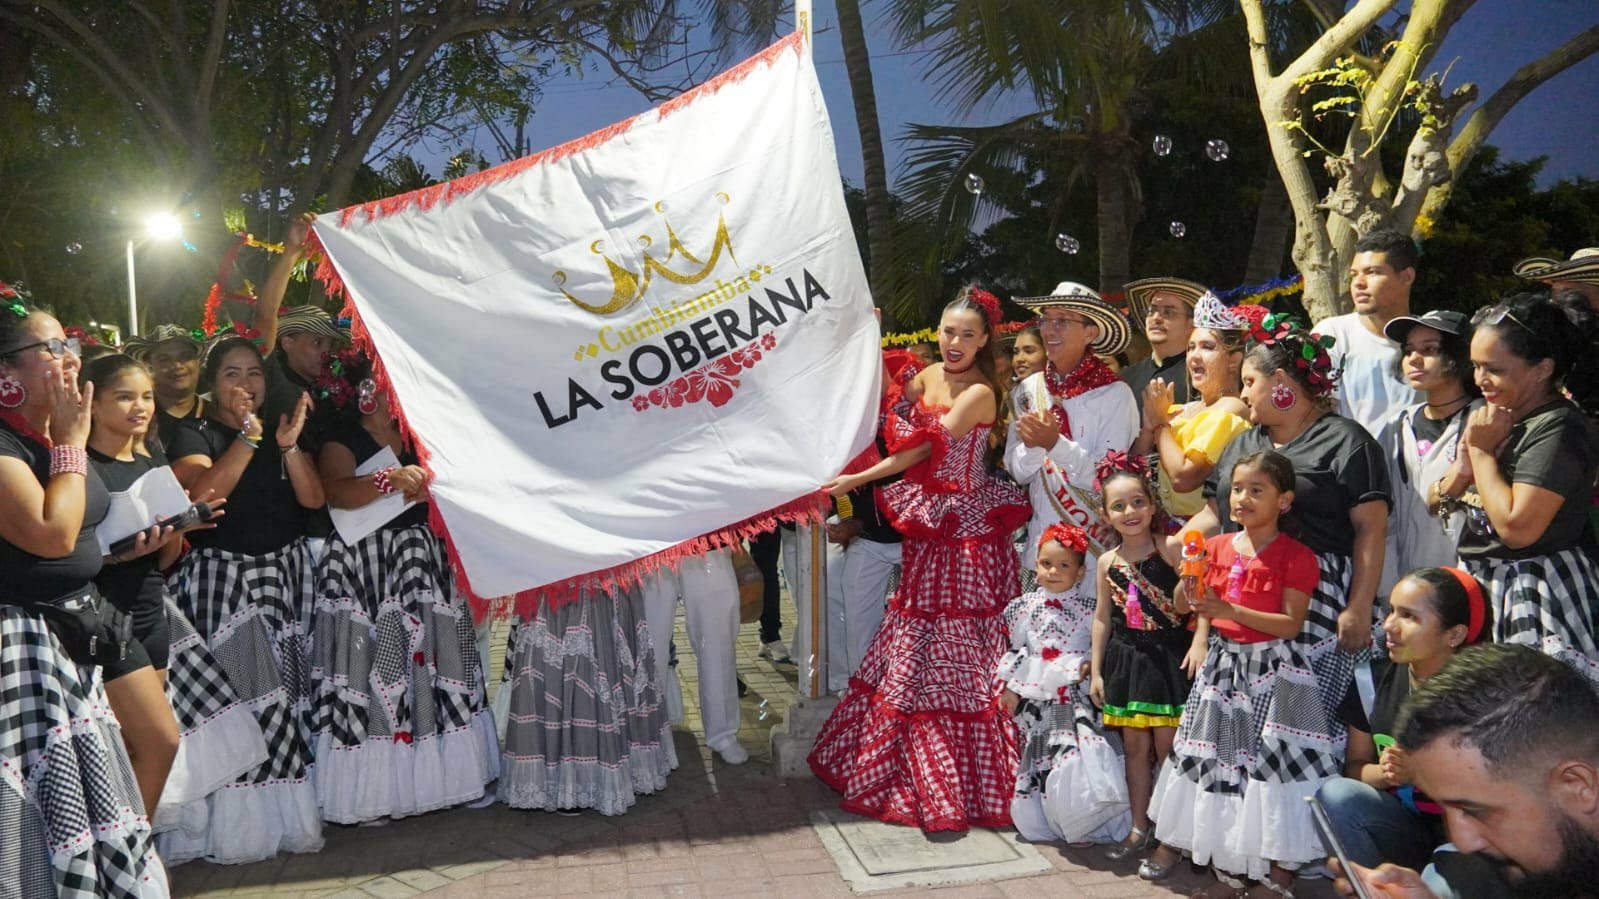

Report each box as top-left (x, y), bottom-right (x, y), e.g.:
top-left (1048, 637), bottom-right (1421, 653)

top-left (737, 677), bottom-right (748, 697)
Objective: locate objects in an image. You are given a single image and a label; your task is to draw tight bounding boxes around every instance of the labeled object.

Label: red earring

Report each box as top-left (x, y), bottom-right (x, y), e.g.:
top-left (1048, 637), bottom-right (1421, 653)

top-left (1270, 383), bottom-right (1296, 411)
top-left (0, 373), bottom-right (25, 409)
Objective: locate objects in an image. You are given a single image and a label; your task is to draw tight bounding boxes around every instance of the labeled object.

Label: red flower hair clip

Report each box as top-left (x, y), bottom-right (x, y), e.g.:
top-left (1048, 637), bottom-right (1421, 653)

top-left (1093, 450), bottom-right (1153, 491)
top-left (963, 285), bottom-right (1003, 326)
top-left (1040, 523), bottom-right (1089, 555)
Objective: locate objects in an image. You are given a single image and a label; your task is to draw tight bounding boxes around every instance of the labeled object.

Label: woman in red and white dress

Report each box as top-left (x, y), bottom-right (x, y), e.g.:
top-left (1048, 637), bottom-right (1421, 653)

top-left (809, 285), bottom-right (1031, 832)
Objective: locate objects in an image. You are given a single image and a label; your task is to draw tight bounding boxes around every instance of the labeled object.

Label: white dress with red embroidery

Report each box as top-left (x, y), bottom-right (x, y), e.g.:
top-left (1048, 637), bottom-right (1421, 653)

top-left (808, 398), bottom-right (1030, 832)
top-left (997, 586), bottom-right (1130, 843)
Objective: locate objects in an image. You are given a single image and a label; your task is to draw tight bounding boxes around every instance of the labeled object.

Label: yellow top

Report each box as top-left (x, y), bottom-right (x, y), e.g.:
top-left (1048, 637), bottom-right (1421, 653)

top-left (1159, 404), bottom-right (1251, 517)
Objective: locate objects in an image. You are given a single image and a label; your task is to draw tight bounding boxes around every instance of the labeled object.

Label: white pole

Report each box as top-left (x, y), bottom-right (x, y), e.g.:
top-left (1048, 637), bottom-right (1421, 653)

top-left (796, 0), bottom-right (812, 55)
top-left (124, 239), bottom-right (139, 337)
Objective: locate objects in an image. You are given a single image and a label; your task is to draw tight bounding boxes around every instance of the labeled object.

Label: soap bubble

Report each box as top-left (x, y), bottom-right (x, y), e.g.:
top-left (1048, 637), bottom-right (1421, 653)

top-left (1206, 139), bottom-right (1231, 162)
top-left (964, 172), bottom-right (985, 196)
top-left (1152, 134), bottom-right (1173, 157)
top-left (1169, 221), bottom-right (1187, 239)
top-left (65, 242), bottom-right (83, 255)
top-left (1054, 233), bottom-right (1081, 255)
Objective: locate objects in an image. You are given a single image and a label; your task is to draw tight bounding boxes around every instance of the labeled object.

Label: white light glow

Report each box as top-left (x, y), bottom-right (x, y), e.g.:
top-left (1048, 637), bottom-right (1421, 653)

top-left (144, 213), bottom-right (183, 241)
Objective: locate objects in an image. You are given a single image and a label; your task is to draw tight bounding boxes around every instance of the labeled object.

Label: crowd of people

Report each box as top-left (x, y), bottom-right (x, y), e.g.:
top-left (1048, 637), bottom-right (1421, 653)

top-left (1, 227), bottom-right (1597, 899)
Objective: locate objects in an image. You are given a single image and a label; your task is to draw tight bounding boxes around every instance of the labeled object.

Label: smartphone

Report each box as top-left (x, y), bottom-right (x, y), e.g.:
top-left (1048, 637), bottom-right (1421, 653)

top-left (1307, 795), bottom-right (1373, 899)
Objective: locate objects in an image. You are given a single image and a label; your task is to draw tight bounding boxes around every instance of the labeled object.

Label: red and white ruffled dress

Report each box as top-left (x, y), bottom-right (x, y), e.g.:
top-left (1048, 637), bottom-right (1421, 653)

top-left (809, 397), bottom-right (1031, 831)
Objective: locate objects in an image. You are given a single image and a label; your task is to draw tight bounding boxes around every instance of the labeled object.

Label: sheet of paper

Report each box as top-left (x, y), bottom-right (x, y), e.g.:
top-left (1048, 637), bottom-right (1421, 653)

top-left (329, 446), bottom-right (418, 544)
top-left (97, 466), bottom-right (194, 555)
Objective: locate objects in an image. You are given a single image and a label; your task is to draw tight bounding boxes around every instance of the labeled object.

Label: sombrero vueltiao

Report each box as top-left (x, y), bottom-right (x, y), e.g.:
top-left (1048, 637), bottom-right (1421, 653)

top-left (1124, 276), bottom-right (1207, 324)
top-left (1513, 248), bottom-right (1599, 286)
top-left (124, 323), bottom-right (205, 364)
top-left (1013, 281), bottom-right (1132, 356)
top-left (276, 305), bottom-right (349, 342)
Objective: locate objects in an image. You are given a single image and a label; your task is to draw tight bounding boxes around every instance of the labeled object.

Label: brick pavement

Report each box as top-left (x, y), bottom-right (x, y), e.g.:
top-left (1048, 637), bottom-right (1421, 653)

top-left (169, 603), bottom-right (1335, 898)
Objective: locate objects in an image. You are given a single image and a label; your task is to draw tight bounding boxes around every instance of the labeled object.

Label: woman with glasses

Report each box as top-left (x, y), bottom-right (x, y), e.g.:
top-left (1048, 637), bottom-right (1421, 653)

top-left (1437, 292), bottom-right (1599, 683)
top-left (1375, 311), bottom-right (1481, 591)
top-left (165, 337), bottom-right (326, 863)
top-left (0, 300), bottom-right (169, 895)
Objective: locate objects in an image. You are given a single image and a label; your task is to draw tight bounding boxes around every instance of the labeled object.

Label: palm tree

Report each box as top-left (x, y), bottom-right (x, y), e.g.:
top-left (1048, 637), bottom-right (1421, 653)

top-left (834, 0), bottom-right (896, 313)
top-left (884, 0), bottom-right (1240, 321)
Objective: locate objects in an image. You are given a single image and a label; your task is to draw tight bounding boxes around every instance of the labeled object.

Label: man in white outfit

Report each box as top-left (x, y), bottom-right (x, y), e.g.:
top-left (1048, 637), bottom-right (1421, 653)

top-left (1006, 282), bottom-right (1139, 585)
top-left (1315, 229), bottom-right (1423, 437)
top-left (639, 547), bottom-right (748, 765)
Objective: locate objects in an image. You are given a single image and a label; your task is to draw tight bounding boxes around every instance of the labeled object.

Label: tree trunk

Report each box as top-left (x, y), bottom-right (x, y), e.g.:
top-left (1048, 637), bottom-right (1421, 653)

top-left (1094, 158), bottom-right (1132, 296)
top-left (1244, 167), bottom-right (1293, 283)
top-left (834, 0), bottom-right (894, 309)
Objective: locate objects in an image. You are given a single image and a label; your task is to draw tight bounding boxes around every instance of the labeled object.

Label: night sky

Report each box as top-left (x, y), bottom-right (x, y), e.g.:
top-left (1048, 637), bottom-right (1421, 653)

top-left (424, 1), bottom-right (1598, 192)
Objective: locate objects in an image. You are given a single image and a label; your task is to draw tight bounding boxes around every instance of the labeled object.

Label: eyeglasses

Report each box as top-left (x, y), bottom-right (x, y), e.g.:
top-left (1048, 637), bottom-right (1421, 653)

top-left (1038, 316), bottom-right (1090, 331)
top-left (1470, 304), bottom-right (1533, 334)
top-left (5, 338), bottom-right (77, 360)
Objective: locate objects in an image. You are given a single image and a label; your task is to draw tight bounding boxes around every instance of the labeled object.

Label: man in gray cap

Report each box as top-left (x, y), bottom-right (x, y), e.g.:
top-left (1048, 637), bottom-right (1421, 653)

top-left (126, 323), bottom-right (209, 447)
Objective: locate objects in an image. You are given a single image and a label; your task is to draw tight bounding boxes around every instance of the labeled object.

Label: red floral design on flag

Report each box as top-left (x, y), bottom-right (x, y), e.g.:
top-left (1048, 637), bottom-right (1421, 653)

top-left (635, 333), bottom-right (778, 412)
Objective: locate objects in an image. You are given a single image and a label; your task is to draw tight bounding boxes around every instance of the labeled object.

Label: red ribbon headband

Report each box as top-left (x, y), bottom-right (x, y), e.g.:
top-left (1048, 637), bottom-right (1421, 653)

top-left (1040, 523), bottom-right (1089, 555)
top-left (1442, 566), bottom-right (1487, 644)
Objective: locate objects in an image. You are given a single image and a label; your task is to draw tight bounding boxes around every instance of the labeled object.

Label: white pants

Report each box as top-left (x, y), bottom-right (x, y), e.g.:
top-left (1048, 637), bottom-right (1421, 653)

top-left (838, 538), bottom-right (900, 681)
top-left (640, 549), bottom-right (742, 751)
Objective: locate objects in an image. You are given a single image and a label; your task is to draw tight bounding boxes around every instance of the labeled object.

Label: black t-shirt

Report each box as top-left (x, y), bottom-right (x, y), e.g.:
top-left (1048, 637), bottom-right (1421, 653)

top-left (321, 419), bottom-right (429, 530)
top-left (1121, 350), bottom-right (1193, 418)
top-left (1458, 400), bottom-right (1599, 560)
top-left (263, 353), bottom-right (336, 539)
top-left (168, 417), bottom-right (309, 555)
top-left (1343, 656), bottom-right (1443, 818)
top-left (88, 446), bottom-right (170, 614)
top-left (0, 425), bottom-right (110, 604)
top-left (1409, 411), bottom-right (1451, 447)
top-left (1206, 414), bottom-right (1391, 556)
top-left (156, 396), bottom-right (207, 452)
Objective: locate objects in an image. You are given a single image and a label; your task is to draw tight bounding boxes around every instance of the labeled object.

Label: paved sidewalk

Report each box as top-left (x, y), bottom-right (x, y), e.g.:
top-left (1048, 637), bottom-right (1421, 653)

top-left (170, 604), bottom-right (1335, 898)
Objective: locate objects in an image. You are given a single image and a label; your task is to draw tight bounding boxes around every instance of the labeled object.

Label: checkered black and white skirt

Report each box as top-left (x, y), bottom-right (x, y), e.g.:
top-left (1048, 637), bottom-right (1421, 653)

top-left (162, 540), bottom-right (323, 865)
top-left (1464, 548), bottom-right (1599, 686)
top-left (1300, 552), bottom-right (1367, 721)
top-left (498, 582), bottom-right (677, 815)
top-left (1010, 690), bottom-right (1130, 844)
top-left (152, 593), bottom-right (270, 834)
top-left (0, 606), bottom-right (168, 898)
top-left (309, 524), bottom-right (499, 824)
top-left (1150, 636), bottom-right (1343, 881)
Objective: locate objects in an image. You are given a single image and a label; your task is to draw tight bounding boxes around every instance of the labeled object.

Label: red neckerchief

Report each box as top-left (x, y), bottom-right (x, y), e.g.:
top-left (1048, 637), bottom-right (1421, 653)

top-left (0, 409), bottom-right (51, 448)
top-left (1042, 355), bottom-right (1119, 439)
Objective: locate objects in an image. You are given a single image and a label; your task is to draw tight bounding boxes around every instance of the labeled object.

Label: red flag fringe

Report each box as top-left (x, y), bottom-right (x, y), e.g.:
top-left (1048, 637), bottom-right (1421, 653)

top-left (305, 30), bottom-right (831, 619)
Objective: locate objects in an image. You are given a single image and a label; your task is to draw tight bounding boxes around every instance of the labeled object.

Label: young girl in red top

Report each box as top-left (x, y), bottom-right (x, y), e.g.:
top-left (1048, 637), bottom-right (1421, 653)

top-left (1143, 450), bottom-right (1344, 898)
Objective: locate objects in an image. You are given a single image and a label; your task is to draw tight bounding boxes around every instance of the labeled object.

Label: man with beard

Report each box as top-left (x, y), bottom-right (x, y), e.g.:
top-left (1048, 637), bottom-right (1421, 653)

top-left (1334, 644), bottom-right (1599, 898)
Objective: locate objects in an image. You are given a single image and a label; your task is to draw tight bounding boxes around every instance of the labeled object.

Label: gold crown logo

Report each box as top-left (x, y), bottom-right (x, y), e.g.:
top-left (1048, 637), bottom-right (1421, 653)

top-left (555, 194), bottom-right (740, 315)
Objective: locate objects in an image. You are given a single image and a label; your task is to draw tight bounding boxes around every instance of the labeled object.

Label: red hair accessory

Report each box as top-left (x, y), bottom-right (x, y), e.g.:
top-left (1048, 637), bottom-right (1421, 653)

top-left (1093, 450), bottom-right (1153, 491)
top-left (1039, 523), bottom-right (1089, 555)
top-left (963, 286), bottom-right (1003, 326)
top-left (1442, 567), bottom-right (1487, 645)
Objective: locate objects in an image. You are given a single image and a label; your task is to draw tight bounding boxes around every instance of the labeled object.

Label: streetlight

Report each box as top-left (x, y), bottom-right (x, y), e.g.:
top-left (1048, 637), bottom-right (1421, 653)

top-left (126, 213), bottom-right (184, 337)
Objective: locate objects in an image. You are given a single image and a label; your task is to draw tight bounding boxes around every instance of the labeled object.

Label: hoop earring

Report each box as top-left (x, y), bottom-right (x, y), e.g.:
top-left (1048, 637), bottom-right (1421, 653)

top-left (0, 373), bottom-right (25, 409)
top-left (358, 395), bottom-right (378, 415)
top-left (1270, 383), bottom-right (1297, 411)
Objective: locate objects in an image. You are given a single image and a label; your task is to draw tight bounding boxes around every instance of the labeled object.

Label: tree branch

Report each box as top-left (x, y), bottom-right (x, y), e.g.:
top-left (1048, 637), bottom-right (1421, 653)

top-left (196, 0), bottom-right (232, 117)
top-left (1276, 0), bottom-right (1398, 86)
top-left (16, 0), bottom-right (188, 138)
top-left (1421, 23), bottom-right (1599, 222)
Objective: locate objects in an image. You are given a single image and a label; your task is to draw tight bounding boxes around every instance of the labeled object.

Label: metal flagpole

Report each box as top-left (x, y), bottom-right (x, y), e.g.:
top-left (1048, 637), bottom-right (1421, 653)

top-left (797, 0), bottom-right (824, 702)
